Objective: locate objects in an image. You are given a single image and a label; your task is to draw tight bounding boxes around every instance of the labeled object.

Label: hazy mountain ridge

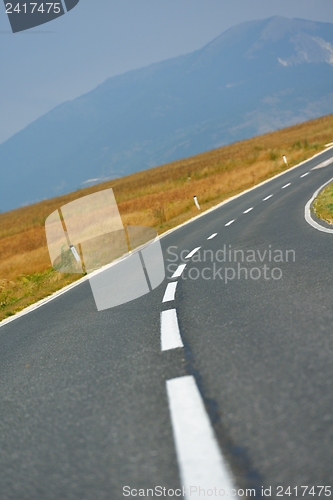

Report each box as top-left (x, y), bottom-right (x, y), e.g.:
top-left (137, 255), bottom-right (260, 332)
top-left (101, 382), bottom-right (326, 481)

top-left (1, 16), bottom-right (333, 211)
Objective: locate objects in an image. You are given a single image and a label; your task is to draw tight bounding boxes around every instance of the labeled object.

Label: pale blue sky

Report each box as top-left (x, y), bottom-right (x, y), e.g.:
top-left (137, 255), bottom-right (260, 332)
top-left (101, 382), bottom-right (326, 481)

top-left (1, 0), bottom-right (333, 143)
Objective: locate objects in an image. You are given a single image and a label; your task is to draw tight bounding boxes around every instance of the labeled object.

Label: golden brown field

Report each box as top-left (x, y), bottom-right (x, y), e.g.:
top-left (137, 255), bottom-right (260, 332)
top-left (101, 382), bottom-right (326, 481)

top-left (1, 113), bottom-right (333, 320)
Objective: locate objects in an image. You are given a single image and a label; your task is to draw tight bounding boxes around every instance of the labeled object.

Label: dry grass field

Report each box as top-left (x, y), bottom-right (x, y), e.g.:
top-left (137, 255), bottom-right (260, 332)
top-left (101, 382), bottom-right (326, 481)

top-left (1, 113), bottom-right (333, 320)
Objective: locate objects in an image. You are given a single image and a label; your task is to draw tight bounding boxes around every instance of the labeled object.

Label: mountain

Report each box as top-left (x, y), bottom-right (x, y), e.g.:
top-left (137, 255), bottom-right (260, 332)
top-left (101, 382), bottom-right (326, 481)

top-left (1, 16), bottom-right (333, 211)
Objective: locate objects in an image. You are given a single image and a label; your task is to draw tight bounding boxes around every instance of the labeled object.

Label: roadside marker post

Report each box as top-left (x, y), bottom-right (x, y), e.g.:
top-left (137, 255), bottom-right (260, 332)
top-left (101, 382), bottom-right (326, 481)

top-left (193, 196), bottom-right (201, 210)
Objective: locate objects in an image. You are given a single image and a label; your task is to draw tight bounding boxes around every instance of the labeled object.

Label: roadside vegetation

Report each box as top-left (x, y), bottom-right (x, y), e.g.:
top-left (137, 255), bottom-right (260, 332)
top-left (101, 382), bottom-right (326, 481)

top-left (1, 113), bottom-right (333, 320)
top-left (313, 181), bottom-right (333, 225)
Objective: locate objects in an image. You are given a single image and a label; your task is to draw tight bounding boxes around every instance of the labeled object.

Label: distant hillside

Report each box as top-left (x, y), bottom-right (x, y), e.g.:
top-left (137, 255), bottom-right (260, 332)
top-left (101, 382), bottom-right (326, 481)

top-left (1, 16), bottom-right (333, 211)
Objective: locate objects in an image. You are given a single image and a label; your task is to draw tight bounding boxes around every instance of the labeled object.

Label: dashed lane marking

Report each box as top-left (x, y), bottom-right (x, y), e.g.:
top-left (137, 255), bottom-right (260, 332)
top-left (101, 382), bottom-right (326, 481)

top-left (300, 172), bottom-right (309, 178)
top-left (171, 264), bottom-right (187, 279)
top-left (263, 194), bottom-right (273, 201)
top-left (162, 282), bottom-right (178, 303)
top-left (161, 309), bottom-right (183, 351)
top-left (281, 183), bottom-right (291, 189)
top-left (311, 157), bottom-right (333, 170)
top-left (243, 207), bottom-right (253, 214)
top-left (166, 376), bottom-right (239, 499)
top-left (207, 233), bottom-right (217, 240)
top-left (184, 247), bottom-right (201, 259)
top-left (225, 220), bottom-right (235, 226)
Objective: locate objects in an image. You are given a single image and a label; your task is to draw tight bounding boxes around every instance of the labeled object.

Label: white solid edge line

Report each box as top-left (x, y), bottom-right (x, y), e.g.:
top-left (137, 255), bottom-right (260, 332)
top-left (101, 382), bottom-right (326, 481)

top-left (0, 275), bottom-right (90, 329)
top-left (2, 147), bottom-right (332, 328)
top-left (171, 264), bottom-right (187, 279)
top-left (166, 376), bottom-right (239, 499)
top-left (0, 236), bottom-right (158, 329)
top-left (162, 282), bottom-right (178, 303)
top-left (185, 247), bottom-right (201, 259)
top-left (207, 233), bottom-right (218, 240)
top-left (263, 194), bottom-right (273, 201)
top-left (243, 207), bottom-right (253, 214)
top-left (281, 183), bottom-right (291, 189)
top-left (161, 309), bottom-right (183, 351)
top-left (225, 219), bottom-right (235, 226)
top-left (300, 172), bottom-right (309, 178)
top-left (304, 176), bottom-right (333, 234)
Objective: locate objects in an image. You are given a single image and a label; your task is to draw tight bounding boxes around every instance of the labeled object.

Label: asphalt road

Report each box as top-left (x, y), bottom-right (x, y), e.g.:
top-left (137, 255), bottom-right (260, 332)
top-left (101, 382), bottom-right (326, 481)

top-left (1, 148), bottom-right (333, 499)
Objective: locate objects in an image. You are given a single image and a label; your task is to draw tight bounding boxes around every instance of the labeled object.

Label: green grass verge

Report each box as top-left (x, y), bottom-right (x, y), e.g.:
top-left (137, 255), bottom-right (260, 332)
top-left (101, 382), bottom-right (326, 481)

top-left (0, 270), bottom-right (82, 321)
top-left (313, 181), bottom-right (333, 226)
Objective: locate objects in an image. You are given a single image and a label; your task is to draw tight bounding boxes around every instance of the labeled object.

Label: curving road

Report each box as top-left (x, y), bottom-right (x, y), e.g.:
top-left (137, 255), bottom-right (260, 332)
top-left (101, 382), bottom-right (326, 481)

top-left (1, 147), bottom-right (333, 499)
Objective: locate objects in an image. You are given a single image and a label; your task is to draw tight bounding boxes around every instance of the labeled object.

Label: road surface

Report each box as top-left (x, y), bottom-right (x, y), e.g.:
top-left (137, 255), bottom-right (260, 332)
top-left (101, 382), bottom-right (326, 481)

top-left (1, 148), bottom-right (333, 499)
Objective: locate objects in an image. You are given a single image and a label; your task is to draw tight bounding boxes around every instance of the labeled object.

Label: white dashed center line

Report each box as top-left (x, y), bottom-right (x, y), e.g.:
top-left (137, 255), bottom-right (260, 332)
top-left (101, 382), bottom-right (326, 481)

top-left (184, 247), bottom-right (201, 259)
top-left (312, 157), bottom-right (333, 170)
top-left (207, 233), bottom-right (217, 240)
top-left (166, 376), bottom-right (239, 499)
top-left (162, 282), bottom-right (178, 303)
top-left (158, 150), bottom-right (333, 496)
top-left (161, 309), bottom-right (183, 351)
top-left (171, 264), bottom-right (187, 279)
